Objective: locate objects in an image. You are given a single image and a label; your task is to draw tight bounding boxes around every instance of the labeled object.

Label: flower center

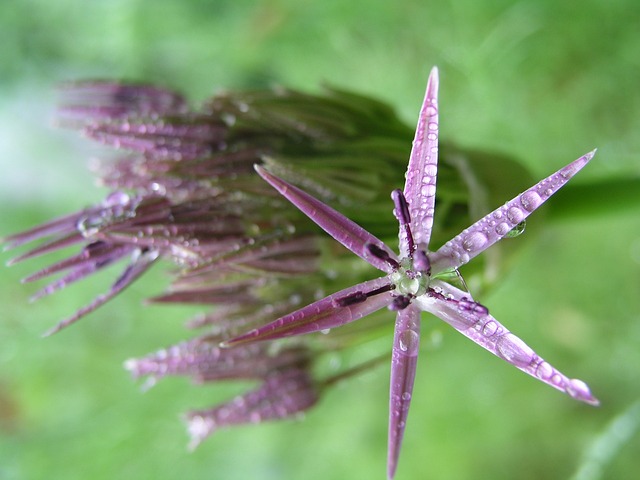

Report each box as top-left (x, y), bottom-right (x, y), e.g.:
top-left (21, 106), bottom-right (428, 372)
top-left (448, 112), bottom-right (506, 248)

top-left (390, 256), bottom-right (430, 298)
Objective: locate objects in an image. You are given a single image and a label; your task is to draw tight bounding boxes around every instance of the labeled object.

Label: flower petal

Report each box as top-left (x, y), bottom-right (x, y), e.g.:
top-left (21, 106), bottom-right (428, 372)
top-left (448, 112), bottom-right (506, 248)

top-left (43, 248), bottom-right (160, 336)
top-left (416, 280), bottom-right (599, 405)
top-left (402, 66), bottom-right (439, 255)
top-left (185, 367), bottom-right (318, 448)
top-left (125, 338), bottom-right (310, 385)
top-left (255, 164), bottom-right (399, 273)
top-left (430, 150), bottom-right (596, 273)
top-left (388, 304), bottom-right (421, 480)
top-left (222, 276), bottom-right (394, 347)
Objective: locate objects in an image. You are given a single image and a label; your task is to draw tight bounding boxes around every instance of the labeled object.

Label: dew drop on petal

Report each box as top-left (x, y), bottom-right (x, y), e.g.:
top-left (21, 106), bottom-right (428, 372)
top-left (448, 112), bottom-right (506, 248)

top-left (507, 206), bottom-right (525, 224)
top-left (402, 392), bottom-right (412, 401)
top-left (462, 231), bottom-right (488, 252)
top-left (398, 329), bottom-right (420, 356)
top-left (481, 320), bottom-right (498, 337)
top-left (505, 221), bottom-right (526, 238)
top-left (495, 222), bottom-right (511, 236)
top-left (495, 333), bottom-right (535, 367)
top-left (104, 191), bottom-right (130, 207)
top-left (566, 378), bottom-right (592, 400)
top-left (550, 373), bottom-right (564, 387)
top-left (535, 361), bottom-right (553, 380)
top-left (426, 106), bottom-right (438, 116)
top-left (520, 191), bottom-right (542, 212)
top-left (421, 184), bottom-right (436, 197)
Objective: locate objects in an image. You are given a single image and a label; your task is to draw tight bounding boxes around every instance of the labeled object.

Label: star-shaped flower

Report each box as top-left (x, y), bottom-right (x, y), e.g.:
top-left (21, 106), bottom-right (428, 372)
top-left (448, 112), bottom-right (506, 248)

top-left (222, 67), bottom-right (597, 479)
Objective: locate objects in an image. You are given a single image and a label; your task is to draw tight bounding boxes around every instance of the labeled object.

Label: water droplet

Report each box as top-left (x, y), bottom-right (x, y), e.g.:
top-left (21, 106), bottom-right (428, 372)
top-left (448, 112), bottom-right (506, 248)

top-left (398, 329), bottom-right (419, 356)
top-left (425, 164), bottom-right (437, 177)
top-left (462, 232), bottom-right (488, 252)
top-left (520, 191), bottom-right (542, 212)
top-left (507, 206), bottom-right (524, 224)
top-left (428, 122), bottom-right (438, 131)
top-left (566, 378), bottom-right (591, 399)
top-left (481, 320), bottom-right (498, 337)
top-left (495, 333), bottom-right (535, 367)
top-left (426, 105), bottom-right (438, 116)
top-left (427, 133), bottom-right (437, 141)
top-left (549, 374), bottom-right (564, 388)
top-left (421, 184), bottom-right (436, 197)
top-left (402, 392), bottom-right (412, 401)
top-left (495, 222), bottom-right (511, 236)
top-left (77, 216), bottom-right (102, 238)
top-left (149, 182), bottom-right (167, 195)
top-left (535, 361), bottom-right (553, 380)
top-left (104, 191), bottom-right (130, 207)
top-left (505, 221), bottom-right (526, 238)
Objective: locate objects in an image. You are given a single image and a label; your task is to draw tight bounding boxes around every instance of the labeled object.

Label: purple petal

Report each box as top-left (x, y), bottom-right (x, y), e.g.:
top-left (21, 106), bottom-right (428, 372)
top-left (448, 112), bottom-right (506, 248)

top-left (3, 208), bottom-right (98, 251)
top-left (417, 280), bottom-right (599, 405)
top-left (124, 338), bottom-right (309, 385)
top-left (43, 248), bottom-right (160, 336)
top-left (28, 244), bottom-right (134, 301)
top-left (222, 276), bottom-right (394, 347)
top-left (58, 81), bottom-right (187, 122)
top-left (388, 305), bottom-right (421, 480)
top-left (22, 242), bottom-right (131, 283)
top-left (430, 150), bottom-right (596, 273)
top-left (254, 164), bottom-right (399, 273)
top-left (401, 67), bottom-right (439, 255)
top-left (185, 367), bottom-right (318, 448)
top-left (6, 233), bottom-right (85, 266)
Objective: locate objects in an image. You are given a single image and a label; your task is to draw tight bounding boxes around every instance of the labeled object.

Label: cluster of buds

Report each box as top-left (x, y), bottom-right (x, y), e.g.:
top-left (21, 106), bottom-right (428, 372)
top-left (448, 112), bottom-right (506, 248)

top-left (5, 79), bottom-right (445, 443)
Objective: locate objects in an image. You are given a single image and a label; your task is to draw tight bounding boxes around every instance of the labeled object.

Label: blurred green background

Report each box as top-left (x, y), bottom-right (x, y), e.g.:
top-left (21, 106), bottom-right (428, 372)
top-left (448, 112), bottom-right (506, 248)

top-left (1, 1), bottom-right (639, 479)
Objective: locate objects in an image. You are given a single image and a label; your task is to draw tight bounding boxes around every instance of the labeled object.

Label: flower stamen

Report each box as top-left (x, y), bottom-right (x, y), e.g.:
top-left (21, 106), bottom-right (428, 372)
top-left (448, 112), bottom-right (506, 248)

top-left (333, 283), bottom-right (395, 307)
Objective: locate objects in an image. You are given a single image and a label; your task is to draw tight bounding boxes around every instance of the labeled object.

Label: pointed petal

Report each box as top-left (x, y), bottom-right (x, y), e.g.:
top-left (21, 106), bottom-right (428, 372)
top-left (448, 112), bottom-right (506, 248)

top-left (3, 208), bottom-right (95, 250)
top-left (255, 164), bottom-right (398, 273)
top-left (222, 276), bottom-right (394, 347)
top-left (401, 67), bottom-right (439, 255)
top-left (185, 367), bottom-right (318, 448)
top-left (22, 242), bottom-right (131, 283)
top-left (430, 150), bottom-right (596, 273)
top-left (43, 248), bottom-right (160, 336)
top-left (388, 305), bottom-right (421, 480)
top-left (416, 280), bottom-right (599, 405)
top-left (124, 338), bottom-right (310, 385)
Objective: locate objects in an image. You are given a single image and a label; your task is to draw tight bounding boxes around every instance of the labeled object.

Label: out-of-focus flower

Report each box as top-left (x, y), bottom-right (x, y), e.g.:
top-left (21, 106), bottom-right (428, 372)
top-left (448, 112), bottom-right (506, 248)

top-left (222, 68), bottom-right (598, 479)
top-left (185, 365), bottom-right (319, 449)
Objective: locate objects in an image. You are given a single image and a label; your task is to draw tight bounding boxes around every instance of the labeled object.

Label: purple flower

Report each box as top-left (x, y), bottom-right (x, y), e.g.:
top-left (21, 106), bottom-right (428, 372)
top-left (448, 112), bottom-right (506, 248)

top-left (222, 67), bottom-right (598, 479)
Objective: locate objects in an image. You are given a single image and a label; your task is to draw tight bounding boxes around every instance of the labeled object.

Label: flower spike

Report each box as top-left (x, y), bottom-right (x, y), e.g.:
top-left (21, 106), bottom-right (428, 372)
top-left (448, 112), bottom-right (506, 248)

top-left (231, 66), bottom-right (598, 479)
